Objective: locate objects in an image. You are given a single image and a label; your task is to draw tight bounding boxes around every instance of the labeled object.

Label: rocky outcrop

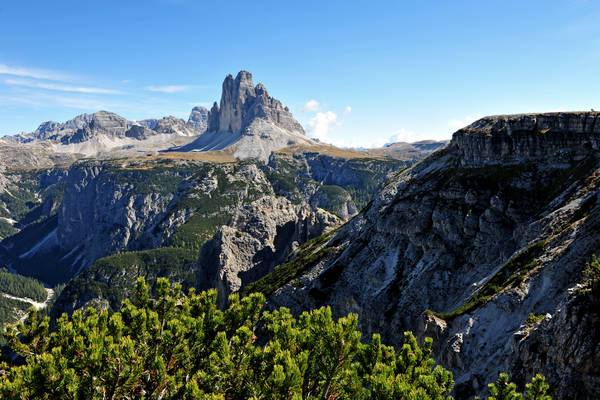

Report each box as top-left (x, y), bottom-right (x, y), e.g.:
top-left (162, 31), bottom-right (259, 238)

top-left (266, 112), bottom-right (600, 398)
top-left (197, 196), bottom-right (340, 306)
top-left (377, 140), bottom-right (449, 161)
top-left (56, 163), bottom-right (180, 273)
top-left (152, 116), bottom-right (196, 136)
top-left (4, 71), bottom-right (313, 162)
top-left (187, 106), bottom-right (209, 134)
top-left (453, 112), bottom-right (600, 166)
top-left (182, 71), bottom-right (315, 161)
top-left (507, 288), bottom-right (600, 399)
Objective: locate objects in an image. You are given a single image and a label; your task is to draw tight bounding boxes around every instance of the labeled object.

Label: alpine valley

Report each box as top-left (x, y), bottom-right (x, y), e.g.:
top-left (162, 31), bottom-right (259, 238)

top-left (0, 71), bottom-right (598, 399)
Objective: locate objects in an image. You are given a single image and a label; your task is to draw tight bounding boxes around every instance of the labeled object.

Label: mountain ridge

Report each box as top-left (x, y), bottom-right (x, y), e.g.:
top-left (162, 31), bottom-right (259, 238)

top-left (256, 111), bottom-right (600, 398)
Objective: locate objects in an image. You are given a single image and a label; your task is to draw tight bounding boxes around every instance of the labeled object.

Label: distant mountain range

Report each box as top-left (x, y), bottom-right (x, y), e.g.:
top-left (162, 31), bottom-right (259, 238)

top-left (0, 71), bottom-right (447, 165)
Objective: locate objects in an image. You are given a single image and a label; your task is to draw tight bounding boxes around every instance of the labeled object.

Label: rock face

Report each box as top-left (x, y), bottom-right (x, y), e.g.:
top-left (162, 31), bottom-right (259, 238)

top-left (56, 164), bottom-right (177, 272)
top-left (507, 289), bottom-right (600, 399)
top-left (267, 149), bottom-right (407, 219)
top-left (187, 106), bottom-right (209, 134)
top-left (8, 111), bottom-right (142, 145)
top-left (454, 112), bottom-right (600, 166)
top-left (152, 116), bottom-right (196, 136)
top-left (197, 196), bottom-right (340, 306)
top-left (266, 112), bottom-right (600, 398)
top-left (182, 71), bottom-right (314, 161)
top-left (208, 71), bottom-right (305, 135)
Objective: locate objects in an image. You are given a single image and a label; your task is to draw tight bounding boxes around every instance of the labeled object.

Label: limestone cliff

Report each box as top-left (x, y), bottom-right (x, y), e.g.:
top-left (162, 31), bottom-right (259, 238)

top-left (197, 196), bottom-right (340, 307)
top-left (187, 106), bottom-right (209, 134)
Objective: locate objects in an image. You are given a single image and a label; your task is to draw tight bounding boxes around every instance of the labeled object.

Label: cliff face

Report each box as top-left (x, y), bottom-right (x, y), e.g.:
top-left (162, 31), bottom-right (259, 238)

top-left (187, 106), bottom-right (209, 134)
top-left (197, 196), bottom-right (340, 307)
top-left (264, 112), bottom-right (600, 398)
top-left (507, 288), bottom-right (600, 399)
top-left (453, 112), bottom-right (600, 165)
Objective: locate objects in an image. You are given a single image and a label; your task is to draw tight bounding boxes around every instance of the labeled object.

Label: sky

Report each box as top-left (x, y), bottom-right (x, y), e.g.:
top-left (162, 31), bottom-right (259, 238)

top-left (0, 0), bottom-right (599, 148)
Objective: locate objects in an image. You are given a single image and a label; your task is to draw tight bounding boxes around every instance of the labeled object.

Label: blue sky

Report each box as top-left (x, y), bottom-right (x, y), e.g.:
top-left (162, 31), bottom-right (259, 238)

top-left (0, 0), bottom-right (599, 147)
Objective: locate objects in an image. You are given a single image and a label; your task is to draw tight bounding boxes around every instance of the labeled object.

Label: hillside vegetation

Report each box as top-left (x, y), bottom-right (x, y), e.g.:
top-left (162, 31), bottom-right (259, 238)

top-left (0, 278), bottom-right (550, 399)
top-left (0, 268), bottom-right (47, 302)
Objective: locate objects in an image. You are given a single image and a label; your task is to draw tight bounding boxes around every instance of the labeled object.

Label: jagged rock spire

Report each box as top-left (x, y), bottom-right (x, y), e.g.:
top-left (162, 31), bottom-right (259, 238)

top-left (207, 70), bottom-right (305, 135)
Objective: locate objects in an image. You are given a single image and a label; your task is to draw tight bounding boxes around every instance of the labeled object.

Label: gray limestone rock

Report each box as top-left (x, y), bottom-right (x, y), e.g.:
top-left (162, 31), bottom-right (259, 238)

top-left (187, 106), bottom-right (209, 134)
top-left (197, 196), bottom-right (340, 307)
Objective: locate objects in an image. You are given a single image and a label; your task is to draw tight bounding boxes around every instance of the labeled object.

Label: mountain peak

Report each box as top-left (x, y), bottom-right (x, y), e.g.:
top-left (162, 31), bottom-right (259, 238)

top-left (181, 71), bottom-right (314, 161)
top-left (207, 70), bottom-right (304, 136)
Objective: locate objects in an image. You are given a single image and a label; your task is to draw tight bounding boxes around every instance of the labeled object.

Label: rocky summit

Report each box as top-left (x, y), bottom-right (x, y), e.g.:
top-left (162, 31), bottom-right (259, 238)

top-left (180, 70), bottom-right (315, 161)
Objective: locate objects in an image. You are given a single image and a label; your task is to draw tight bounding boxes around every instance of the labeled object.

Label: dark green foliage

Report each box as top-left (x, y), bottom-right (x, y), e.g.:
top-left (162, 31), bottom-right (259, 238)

top-left (0, 171), bottom-right (65, 227)
top-left (0, 219), bottom-right (17, 239)
top-left (583, 254), bottom-right (600, 298)
top-left (483, 373), bottom-right (551, 400)
top-left (0, 298), bottom-right (35, 346)
top-left (0, 277), bottom-right (456, 399)
top-left (0, 268), bottom-right (47, 302)
top-left (242, 228), bottom-right (339, 298)
top-left (433, 240), bottom-right (546, 319)
top-left (55, 247), bottom-right (198, 313)
top-left (0, 184), bottom-right (38, 220)
top-left (525, 313), bottom-right (545, 326)
top-left (170, 214), bottom-right (230, 251)
top-left (106, 164), bottom-right (197, 195)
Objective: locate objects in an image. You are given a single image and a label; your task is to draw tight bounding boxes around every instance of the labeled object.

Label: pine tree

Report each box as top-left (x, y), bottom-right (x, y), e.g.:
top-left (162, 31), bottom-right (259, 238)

top-left (0, 277), bottom-right (550, 399)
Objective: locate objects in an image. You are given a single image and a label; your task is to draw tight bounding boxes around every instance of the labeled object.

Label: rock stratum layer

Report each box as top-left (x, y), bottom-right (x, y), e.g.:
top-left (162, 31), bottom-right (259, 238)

top-left (454, 112), bottom-right (600, 165)
top-left (263, 112), bottom-right (600, 399)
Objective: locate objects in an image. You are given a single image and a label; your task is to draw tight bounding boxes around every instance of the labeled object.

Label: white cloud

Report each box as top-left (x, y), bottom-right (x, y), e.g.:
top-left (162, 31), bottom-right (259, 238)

top-left (344, 106), bottom-right (352, 113)
top-left (307, 111), bottom-right (338, 140)
top-left (448, 114), bottom-right (481, 130)
top-left (388, 128), bottom-right (415, 144)
top-left (5, 78), bottom-right (119, 94)
top-left (0, 63), bottom-right (69, 81)
top-left (357, 128), bottom-right (416, 149)
top-left (0, 92), bottom-right (119, 110)
top-left (146, 85), bottom-right (192, 93)
top-left (301, 99), bottom-right (320, 112)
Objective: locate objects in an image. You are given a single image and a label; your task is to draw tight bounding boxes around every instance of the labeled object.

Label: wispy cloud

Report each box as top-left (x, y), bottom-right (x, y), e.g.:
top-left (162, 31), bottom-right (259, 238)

top-left (5, 78), bottom-right (120, 94)
top-left (449, 114), bottom-right (481, 130)
top-left (0, 92), bottom-right (121, 110)
top-left (301, 99), bottom-right (320, 112)
top-left (146, 85), bottom-right (192, 93)
top-left (344, 106), bottom-right (352, 114)
top-left (0, 64), bottom-right (70, 81)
